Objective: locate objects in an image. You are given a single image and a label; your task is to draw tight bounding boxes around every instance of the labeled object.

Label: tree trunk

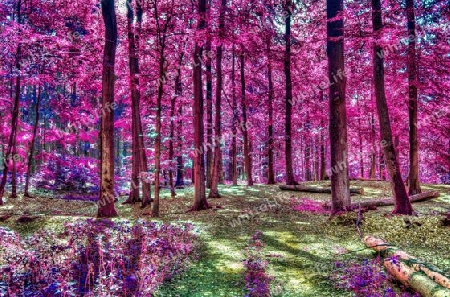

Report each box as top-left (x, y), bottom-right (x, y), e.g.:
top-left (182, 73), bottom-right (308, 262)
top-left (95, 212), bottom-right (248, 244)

top-left (406, 0), bottom-right (421, 195)
top-left (191, 0), bottom-right (209, 211)
top-left (319, 90), bottom-right (326, 181)
top-left (240, 53), bottom-right (253, 186)
top-left (135, 0), bottom-right (151, 209)
top-left (231, 47), bottom-right (238, 186)
top-left (327, 0), bottom-right (350, 213)
top-left (285, 0), bottom-right (296, 185)
top-left (10, 129), bottom-right (17, 199)
top-left (209, 0), bottom-right (226, 198)
top-left (169, 57), bottom-right (183, 198)
top-left (152, 52), bottom-right (165, 217)
top-left (123, 0), bottom-right (142, 204)
top-left (98, 0), bottom-right (118, 218)
top-left (369, 113), bottom-right (377, 179)
top-left (175, 96), bottom-right (184, 188)
top-left (24, 85), bottom-right (41, 197)
top-left (267, 37), bottom-right (275, 185)
top-left (205, 17), bottom-right (213, 189)
top-left (0, 2), bottom-right (22, 205)
top-left (372, 0), bottom-right (414, 215)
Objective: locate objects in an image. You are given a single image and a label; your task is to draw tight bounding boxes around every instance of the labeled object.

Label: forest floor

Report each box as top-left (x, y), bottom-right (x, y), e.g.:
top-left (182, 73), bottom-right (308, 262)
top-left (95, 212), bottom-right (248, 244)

top-left (0, 181), bottom-right (449, 296)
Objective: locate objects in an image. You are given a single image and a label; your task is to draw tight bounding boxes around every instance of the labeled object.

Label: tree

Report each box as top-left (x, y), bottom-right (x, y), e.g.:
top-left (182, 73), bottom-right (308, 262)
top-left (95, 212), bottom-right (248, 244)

top-left (0, 0), bottom-right (22, 205)
top-left (97, 0), bottom-right (118, 218)
top-left (191, 0), bottom-right (209, 211)
top-left (123, 0), bottom-right (143, 205)
top-left (327, 0), bottom-right (351, 213)
top-left (209, 0), bottom-right (227, 198)
top-left (240, 52), bottom-right (253, 186)
top-left (371, 0), bottom-right (414, 215)
top-left (24, 85), bottom-right (42, 197)
top-left (266, 34), bottom-right (275, 185)
top-left (284, 0), bottom-right (296, 185)
top-left (406, 0), bottom-right (421, 195)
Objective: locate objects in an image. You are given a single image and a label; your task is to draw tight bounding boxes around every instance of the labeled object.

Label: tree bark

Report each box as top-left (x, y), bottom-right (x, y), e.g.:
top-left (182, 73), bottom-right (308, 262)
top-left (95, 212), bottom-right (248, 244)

top-left (191, 0), bottom-right (209, 211)
top-left (372, 0), bottom-right (414, 215)
top-left (369, 112), bottom-right (377, 179)
top-left (175, 92), bottom-right (185, 188)
top-left (0, 1), bottom-right (22, 205)
top-left (266, 37), bottom-right (275, 185)
top-left (209, 0), bottom-right (226, 198)
top-left (364, 236), bottom-right (450, 296)
top-left (135, 0), bottom-right (152, 209)
top-left (24, 85), bottom-right (41, 197)
top-left (231, 47), bottom-right (238, 186)
top-left (406, 0), bottom-right (421, 195)
top-left (152, 51), bottom-right (165, 217)
top-left (240, 53), bottom-right (253, 186)
top-left (327, 0), bottom-right (350, 213)
top-left (98, 0), bottom-right (118, 218)
top-left (205, 6), bottom-right (213, 189)
top-left (123, 0), bottom-right (142, 204)
top-left (285, 0), bottom-right (296, 186)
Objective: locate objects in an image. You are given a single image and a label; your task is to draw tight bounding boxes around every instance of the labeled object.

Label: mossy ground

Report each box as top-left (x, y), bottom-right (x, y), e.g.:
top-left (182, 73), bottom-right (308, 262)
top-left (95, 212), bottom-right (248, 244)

top-left (0, 181), bottom-right (449, 296)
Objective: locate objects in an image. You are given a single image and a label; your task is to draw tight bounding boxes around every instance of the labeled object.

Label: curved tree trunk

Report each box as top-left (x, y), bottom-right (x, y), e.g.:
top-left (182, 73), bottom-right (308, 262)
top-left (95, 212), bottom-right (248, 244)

top-left (98, 0), bottom-right (118, 218)
top-left (406, 0), bottom-right (421, 195)
top-left (24, 85), bottom-right (41, 197)
top-left (327, 0), bottom-right (351, 213)
top-left (371, 0), bottom-right (414, 215)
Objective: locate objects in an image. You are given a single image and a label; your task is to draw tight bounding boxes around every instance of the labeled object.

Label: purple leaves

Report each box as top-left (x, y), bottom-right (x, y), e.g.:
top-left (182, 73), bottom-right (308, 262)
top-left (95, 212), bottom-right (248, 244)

top-left (0, 220), bottom-right (196, 296)
top-left (242, 231), bottom-right (272, 297)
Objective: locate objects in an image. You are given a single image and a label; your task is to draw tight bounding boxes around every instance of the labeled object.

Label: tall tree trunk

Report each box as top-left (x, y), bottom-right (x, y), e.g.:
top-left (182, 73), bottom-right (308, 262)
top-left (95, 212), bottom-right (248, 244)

top-left (372, 0), bottom-right (414, 215)
top-left (124, 0), bottom-right (141, 204)
top-left (152, 51), bottom-right (165, 217)
top-left (98, 0), bottom-right (118, 218)
top-left (231, 47), bottom-right (238, 186)
top-left (209, 0), bottom-right (226, 198)
top-left (266, 37), bottom-right (275, 185)
top-left (320, 90), bottom-right (326, 180)
top-left (10, 129), bottom-right (17, 198)
top-left (327, 0), bottom-right (351, 213)
top-left (205, 5), bottom-right (213, 189)
top-left (406, 0), bottom-right (421, 195)
top-left (24, 85), bottom-right (41, 197)
top-left (284, 0), bottom-right (296, 185)
top-left (135, 1), bottom-right (151, 208)
top-left (191, 0), bottom-right (209, 210)
top-left (358, 116), bottom-right (364, 178)
top-left (240, 53), bottom-right (253, 186)
top-left (170, 56), bottom-right (184, 197)
top-left (175, 90), bottom-right (185, 188)
top-left (369, 112), bottom-right (377, 179)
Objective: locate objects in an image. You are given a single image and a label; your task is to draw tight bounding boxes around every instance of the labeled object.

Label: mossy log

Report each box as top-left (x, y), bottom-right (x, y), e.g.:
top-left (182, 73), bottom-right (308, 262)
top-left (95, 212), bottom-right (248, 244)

top-left (279, 184), bottom-right (364, 195)
top-left (364, 236), bottom-right (450, 297)
top-left (324, 191), bottom-right (440, 210)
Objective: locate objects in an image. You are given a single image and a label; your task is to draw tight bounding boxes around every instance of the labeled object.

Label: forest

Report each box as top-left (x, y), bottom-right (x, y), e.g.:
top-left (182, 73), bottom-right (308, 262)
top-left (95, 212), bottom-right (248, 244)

top-left (0, 0), bottom-right (449, 296)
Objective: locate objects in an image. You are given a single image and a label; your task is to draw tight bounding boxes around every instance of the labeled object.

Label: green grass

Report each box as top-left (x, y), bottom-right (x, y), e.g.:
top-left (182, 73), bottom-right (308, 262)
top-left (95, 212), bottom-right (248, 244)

top-left (0, 181), bottom-right (449, 296)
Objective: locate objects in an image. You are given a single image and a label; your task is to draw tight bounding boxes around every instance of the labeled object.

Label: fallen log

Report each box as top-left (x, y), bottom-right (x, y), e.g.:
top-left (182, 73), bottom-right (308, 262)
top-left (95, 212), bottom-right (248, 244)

top-left (350, 177), bottom-right (384, 181)
top-left (324, 191), bottom-right (440, 210)
top-left (279, 184), bottom-right (364, 195)
top-left (365, 236), bottom-right (450, 297)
